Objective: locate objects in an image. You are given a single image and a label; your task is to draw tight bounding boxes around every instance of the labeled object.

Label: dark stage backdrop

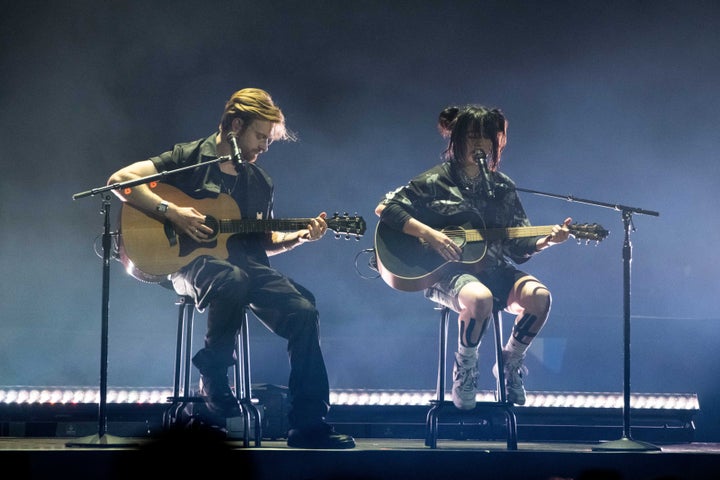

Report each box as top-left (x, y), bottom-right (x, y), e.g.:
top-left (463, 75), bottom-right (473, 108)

top-left (1, 1), bottom-right (718, 439)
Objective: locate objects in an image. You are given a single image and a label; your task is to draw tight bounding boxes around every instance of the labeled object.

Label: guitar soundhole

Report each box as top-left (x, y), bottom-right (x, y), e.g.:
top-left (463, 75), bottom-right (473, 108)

top-left (204, 216), bottom-right (219, 240)
top-left (446, 226), bottom-right (467, 249)
top-left (175, 215), bottom-right (220, 258)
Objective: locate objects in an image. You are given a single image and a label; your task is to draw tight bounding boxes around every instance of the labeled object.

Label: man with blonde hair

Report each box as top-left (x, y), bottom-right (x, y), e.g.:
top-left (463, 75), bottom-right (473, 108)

top-left (108, 88), bottom-right (355, 449)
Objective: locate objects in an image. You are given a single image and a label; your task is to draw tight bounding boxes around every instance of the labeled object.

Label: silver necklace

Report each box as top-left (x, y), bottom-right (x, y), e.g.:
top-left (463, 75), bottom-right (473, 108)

top-left (221, 172), bottom-right (240, 195)
top-left (458, 166), bottom-right (482, 193)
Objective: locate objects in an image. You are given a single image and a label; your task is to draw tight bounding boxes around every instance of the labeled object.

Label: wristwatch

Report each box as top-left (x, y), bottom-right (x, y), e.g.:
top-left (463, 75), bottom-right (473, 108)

top-left (155, 200), bottom-right (169, 213)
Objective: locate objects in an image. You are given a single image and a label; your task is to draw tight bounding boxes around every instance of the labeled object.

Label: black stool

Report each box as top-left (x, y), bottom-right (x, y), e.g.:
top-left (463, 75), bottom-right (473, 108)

top-left (163, 295), bottom-right (262, 447)
top-left (425, 304), bottom-right (518, 449)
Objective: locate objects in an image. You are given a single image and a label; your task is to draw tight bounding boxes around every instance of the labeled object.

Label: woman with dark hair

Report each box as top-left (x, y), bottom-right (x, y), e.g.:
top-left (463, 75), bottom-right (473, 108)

top-left (376, 105), bottom-right (572, 409)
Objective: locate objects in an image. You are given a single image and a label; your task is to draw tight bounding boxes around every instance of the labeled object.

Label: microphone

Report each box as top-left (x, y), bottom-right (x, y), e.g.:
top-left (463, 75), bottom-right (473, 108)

top-left (473, 149), bottom-right (495, 198)
top-left (226, 132), bottom-right (243, 166)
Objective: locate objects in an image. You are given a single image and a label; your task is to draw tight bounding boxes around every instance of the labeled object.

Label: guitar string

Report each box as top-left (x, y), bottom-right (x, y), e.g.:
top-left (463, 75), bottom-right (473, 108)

top-left (438, 224), bottom-right (602, 240)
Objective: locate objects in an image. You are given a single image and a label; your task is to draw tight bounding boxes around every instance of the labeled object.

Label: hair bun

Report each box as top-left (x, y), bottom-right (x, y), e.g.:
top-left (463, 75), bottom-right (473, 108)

top-left (437, 106), bottom-right (460, 138)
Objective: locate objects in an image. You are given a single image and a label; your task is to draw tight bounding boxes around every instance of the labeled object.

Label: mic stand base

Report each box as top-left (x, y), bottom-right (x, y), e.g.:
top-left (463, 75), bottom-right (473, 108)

top-left (592, 435), bottom-right (661, 452)
top-left (66, 433), bottom-right (139, 448)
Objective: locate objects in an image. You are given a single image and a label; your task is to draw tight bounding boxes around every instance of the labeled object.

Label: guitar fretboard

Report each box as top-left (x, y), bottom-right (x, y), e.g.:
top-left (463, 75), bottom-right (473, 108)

top-left (219, 218), bottom-right (316, 234)
top-left (463, 226), bottom-right (554, 242)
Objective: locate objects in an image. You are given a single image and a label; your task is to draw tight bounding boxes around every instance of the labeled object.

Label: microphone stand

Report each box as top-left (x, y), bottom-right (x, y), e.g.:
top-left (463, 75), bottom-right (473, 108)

top-left (68, 155), bottom-right (232, 447)
top-left (515, 186), bottom-right (661, 452)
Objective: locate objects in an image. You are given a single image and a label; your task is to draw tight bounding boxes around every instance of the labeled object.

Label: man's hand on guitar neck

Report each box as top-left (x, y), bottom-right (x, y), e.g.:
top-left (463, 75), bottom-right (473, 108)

top-left (270, 212), bottom-right (328, 256)
top-left (297, 212), bottom-right (328, 243)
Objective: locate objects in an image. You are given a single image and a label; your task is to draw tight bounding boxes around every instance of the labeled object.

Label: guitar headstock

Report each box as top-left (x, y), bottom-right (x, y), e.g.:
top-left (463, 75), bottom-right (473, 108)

top-left (328, 213), bottom-right (366, 240)
top-left (569, 223), bottom-right (609, 243)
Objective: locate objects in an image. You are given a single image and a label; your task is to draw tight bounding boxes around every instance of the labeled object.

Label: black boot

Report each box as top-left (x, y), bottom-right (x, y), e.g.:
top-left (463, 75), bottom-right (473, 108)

top-left (192, 349), bottom-right (241, 418)
top-left (287, 422), bottom-right (355, 449)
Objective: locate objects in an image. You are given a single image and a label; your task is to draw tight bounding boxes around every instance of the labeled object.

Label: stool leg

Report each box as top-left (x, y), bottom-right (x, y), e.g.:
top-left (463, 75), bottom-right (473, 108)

top-left (165, 296), bottom-right (196, 430)
top-left (437, 307), bottom-right (450, 405)
top-left (493, 310), bottom-right (518, 450)
top-left (234, 308), bottom-right (262, 447)
top-left (172, 298), bottom-right (186, 401)
top-left (425, 306), bottom-right (450, 448)
top-left (182, 301), bottom-right (195, 398)
top-left (493, 311), bottom-right (507, 403)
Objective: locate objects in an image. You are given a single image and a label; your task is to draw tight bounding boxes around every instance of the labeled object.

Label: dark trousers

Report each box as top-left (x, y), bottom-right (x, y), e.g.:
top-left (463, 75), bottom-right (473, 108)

top-left (171, 255), bottom-right (330, 429)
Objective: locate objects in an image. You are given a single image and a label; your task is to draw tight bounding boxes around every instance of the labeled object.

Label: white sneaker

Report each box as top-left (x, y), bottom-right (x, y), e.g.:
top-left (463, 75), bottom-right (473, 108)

top-left (452, 351), bottom-right (478, 410)
top-left (493, 350), bottom-right (528, 406)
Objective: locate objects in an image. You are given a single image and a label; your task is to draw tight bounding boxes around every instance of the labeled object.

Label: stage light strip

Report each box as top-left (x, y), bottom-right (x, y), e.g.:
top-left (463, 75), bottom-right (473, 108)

top-left (0, 387), bottom-right (700, 411)
top-left (328, 389), bottom-right (700, 410)
top-left (0, 388), bottom-right (173, 405)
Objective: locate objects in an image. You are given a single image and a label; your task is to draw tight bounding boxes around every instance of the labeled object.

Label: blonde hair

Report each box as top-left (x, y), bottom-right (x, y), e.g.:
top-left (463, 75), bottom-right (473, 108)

top-left (219, 88), bottom-right (296, 141)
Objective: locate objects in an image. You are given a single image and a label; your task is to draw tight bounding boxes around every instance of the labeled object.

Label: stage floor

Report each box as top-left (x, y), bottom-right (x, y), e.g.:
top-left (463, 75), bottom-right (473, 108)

top-left (2, 436), bottom-right (720, 452)
top-left (3, 436), bottom-right (720, 480)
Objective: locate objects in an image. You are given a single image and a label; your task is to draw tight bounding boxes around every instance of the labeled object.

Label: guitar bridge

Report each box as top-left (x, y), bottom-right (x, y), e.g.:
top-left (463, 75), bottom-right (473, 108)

top-left (164, 221), bottom-right (177, 247)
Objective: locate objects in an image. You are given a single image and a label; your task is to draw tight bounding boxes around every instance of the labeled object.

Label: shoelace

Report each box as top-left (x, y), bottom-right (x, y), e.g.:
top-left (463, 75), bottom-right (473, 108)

top-left (504, 360), bottom-right (528, 386)
top-left (455, 362), bottom-right (478, 390)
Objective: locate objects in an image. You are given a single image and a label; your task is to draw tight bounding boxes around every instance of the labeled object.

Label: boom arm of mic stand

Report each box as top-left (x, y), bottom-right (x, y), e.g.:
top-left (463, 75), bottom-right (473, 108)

top-left (72, 155), bottom-right (233, 200)
top-left (514, 186), bottom-right (659, 217)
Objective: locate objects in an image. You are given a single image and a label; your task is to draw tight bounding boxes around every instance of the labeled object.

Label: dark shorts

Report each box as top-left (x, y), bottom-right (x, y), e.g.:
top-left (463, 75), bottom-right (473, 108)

top-left (424, 264), bottom-right (529, 313)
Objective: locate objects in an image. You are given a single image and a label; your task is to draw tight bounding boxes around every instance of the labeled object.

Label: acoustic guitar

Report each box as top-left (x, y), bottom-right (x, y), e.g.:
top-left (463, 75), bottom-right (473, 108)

top-left (118, 183), bottom-right (366, 283)
top-left (374, 215), bottom-right (608, 292)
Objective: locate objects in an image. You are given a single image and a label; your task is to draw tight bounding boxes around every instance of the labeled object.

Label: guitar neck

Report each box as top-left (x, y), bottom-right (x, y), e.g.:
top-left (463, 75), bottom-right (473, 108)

top-left (463, 225), bottom-right (554, 242)
top-left (220, 218), bottom-right (316, 234)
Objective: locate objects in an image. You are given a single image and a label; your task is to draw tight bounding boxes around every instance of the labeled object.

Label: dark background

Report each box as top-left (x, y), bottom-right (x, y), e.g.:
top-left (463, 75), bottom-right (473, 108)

top-left (1, 1), bottom-right (718, 440)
